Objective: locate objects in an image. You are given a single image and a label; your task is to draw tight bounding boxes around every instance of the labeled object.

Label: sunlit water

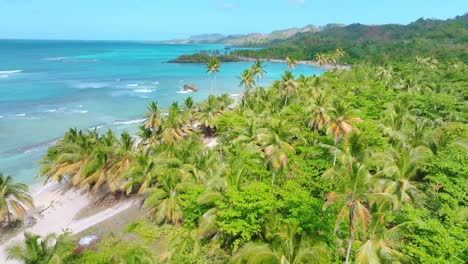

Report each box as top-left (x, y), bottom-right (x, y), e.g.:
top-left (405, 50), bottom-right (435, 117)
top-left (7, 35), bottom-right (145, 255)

top-left (0, 40), bottom-right (325, 183)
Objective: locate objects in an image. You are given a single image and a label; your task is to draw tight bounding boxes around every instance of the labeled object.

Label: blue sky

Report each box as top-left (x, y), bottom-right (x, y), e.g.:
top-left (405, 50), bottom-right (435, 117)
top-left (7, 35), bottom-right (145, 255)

top-left (0, 0), bottom-right (466, 40)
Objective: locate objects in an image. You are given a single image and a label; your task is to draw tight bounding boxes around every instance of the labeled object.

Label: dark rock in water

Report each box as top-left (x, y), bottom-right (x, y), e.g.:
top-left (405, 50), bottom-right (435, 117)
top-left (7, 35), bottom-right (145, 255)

top-left (184, 84), bottom-right (198, 92)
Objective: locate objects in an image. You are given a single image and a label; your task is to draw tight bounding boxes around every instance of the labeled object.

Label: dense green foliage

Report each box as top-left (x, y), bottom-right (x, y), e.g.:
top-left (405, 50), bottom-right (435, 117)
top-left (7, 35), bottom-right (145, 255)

top-left (232, 14), bottom-right (468, 64)
top-left (170, 51), bottom-right (242, 63)
top-left (27, 54), bottom-right (468, 263)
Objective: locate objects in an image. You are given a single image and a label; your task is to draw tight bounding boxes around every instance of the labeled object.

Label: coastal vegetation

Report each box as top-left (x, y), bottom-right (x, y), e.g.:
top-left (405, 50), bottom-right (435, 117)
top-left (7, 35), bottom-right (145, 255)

top-left (2, 53), bottom-right (462, 263)
top-left (232, 14), bottom-right (468, 64)
top-left (1, 14), bottom-right (467, 264)
top-left (169, 51), bottom-right (242, 63)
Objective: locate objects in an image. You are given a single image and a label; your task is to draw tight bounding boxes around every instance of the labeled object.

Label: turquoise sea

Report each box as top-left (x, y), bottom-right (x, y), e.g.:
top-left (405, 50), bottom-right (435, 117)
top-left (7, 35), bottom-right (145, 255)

top-left (0, 40), bottom-right (325, 183)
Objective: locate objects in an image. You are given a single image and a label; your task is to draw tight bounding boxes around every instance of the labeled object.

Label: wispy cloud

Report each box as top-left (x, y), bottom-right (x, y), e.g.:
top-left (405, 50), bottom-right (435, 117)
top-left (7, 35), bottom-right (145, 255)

top-left (288, 0), bottom-right (306, 5)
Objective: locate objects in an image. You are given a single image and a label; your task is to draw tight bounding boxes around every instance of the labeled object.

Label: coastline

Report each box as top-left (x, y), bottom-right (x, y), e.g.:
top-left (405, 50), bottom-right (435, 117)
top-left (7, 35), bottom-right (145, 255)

top-left (0, 130), bottom-right (220, 263)
top-left (169, 55), bottom-right (350, 70)
top-left (0, 182), bottom-right (136, 263)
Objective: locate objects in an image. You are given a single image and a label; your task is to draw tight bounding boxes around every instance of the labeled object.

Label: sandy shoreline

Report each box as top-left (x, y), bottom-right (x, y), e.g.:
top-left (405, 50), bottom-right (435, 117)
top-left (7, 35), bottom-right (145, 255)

top-left (0, 182), bottom-right (136, 263)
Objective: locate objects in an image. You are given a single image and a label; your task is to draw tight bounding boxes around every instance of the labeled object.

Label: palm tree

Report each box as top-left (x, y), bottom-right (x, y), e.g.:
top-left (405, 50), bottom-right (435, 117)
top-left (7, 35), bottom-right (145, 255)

top-left (144, 102), bottom-right (163, 133)
top-left (308, 93), bottom-right (330, 131)
top-left (143, 173), bottom-right (186, 226)
top-left (183, 96), bottom-right (195, 112)
top-left (0, 173), bottom-right (34, 225)
top-left (39, 128), bottom-right (96, 186)
top-left (239, 69), bottom-right (256, 93)
top-left (373, 146), bottom-right (429, 203)
top-left (257, 120), bottom-right (298, 184)
top-left (280, 71), bottom-right (298, 107)
top-left (80, 145), bottom-right (114, 196)
top-left (408, 117), bottom-right (432, 148)
top-left (315, 53), bottom-right (329, 66)
top-left (334, 48), bottom-right (345, 59)
top-left (285, 56), bottom-right (296, 70)
top-left (297, 75), bottom-right (312, 91)
top-left (332, 48), bottom-right (345, 66)
top-left (122, 152), bottom-right (157, 195)
top-left (159, 102), bottom-right (187, 145)
top-left (232, 119), bottom-right (261, 147)
top-left (197, 163), bottom-right (244, 240)
top-left (375, 66), bottom-right (394, 85)
top-left (164, 228), bottom-right (202, 262)
top-left (7, 231), bottom-right (74, 264)
top-left (232, 223), bottom-right (330, 264)
top-left (416, 56), bottom-right (438, 69)
top-left (196, 95), bottom-right (224, 137)
top-left (206, 57), bottom-right (221, 94)
top-left (355, 220), bottom-right (405, 264)
top-left (251, 60), bottom-right (266, 87)
top-left (326, 100), bottom-right (363, 166)
top-left (323, 157), bottom-right (395, 264)
top-left (109, 132), bottom-right (135, 192)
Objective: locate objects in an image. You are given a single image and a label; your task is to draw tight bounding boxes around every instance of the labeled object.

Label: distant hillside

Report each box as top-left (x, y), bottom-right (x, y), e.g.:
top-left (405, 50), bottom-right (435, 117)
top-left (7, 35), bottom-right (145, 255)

top-left (161, 24), bottom-right (345, 45)
top-left (233, 13), bottom-right (468, 64)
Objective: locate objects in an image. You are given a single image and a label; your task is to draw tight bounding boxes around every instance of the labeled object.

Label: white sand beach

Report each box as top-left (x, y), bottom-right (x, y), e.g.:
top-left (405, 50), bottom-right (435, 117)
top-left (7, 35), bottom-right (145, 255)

top-left (0, 183), bottom-right (136, 263)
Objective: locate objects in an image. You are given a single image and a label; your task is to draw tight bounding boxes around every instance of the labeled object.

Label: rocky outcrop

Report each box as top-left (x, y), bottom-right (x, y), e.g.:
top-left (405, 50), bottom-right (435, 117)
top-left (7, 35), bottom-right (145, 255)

top-left (184, 85), bottom-right (198, 92)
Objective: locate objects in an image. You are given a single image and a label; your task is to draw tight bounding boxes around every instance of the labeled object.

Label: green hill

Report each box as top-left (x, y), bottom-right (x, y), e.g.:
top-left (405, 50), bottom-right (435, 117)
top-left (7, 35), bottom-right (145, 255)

top-left (233, 14), bottom-right (468, 64)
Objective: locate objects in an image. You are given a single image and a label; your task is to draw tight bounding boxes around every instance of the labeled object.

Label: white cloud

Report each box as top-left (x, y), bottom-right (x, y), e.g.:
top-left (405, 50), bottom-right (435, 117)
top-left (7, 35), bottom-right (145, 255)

top-left (289, 0), bottom-right (306, 5)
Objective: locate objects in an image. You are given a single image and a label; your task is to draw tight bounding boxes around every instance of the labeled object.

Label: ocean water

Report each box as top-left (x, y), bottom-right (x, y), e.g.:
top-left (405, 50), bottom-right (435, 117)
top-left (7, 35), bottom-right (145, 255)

top-left (0, 40), bottom-right (325, 184)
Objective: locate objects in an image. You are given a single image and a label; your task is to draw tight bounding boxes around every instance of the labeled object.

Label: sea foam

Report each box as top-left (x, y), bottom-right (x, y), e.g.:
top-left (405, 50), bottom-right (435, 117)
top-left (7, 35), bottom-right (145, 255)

top-left (15, 113), bottom-right (26, 117)
top-left (45, 57), bottom-right (99, 63)
top-left (134, 89), bottom-right (154, 93)
top-left (71, 109), bottom-right (88, 114)
top-left (0, 70), bottom-right (22, 74)
top-left (73, 82), bottom-right (109, 89)
top-left (44, 57), bottom-right (69, 61)
top-left (113, 118), bottom-right (146, 125)
top-left (176, 90), bottom-right (193, 94)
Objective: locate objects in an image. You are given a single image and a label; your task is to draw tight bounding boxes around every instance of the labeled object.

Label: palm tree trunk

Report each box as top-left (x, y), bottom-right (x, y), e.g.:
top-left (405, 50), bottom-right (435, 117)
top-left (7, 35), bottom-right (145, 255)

top-left (345, 205), bottom-right (355, 264)
top-left (7, 209), bottom-right (11, 225)
top-left (333, 150), bottom-right (337, 166)
top-left (333, 141), bottom-right (338, 166)
top-left (272, 171), bottom-right (277, 185)
top-left (284, 95), bottom-right (289, 107)
top-left (214, 74), bottom-right (217, 95)
top-left (211, 74), bottom-right (214, 94)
